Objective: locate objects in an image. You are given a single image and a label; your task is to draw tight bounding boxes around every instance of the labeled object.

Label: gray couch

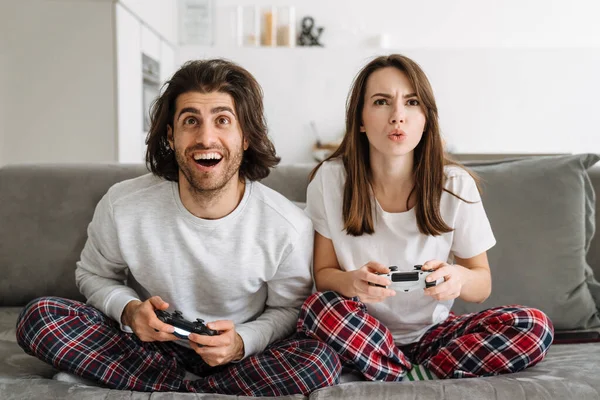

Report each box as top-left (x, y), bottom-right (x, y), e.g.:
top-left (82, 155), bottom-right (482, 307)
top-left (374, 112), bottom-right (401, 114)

top-left (2, 154), bottom-right (600, 400)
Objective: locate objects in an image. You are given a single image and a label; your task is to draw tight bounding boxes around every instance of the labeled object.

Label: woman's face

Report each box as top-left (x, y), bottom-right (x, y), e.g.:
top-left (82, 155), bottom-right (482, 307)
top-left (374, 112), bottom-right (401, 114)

top-left (360, 67), bottom-right (426, 161)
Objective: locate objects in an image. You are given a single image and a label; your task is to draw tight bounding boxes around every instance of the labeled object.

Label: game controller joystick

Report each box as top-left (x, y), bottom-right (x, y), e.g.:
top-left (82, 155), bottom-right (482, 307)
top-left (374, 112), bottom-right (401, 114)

top-left (155, 310), bottom-right (219, 339)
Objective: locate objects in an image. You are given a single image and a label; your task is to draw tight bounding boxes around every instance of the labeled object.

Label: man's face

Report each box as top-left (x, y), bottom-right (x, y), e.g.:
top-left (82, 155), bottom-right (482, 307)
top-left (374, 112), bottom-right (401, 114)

top-left (167, 91), bottom-right (248, 194)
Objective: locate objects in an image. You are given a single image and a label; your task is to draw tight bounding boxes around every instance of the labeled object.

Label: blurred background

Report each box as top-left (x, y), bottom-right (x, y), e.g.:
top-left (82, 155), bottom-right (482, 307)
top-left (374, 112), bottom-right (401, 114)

top-left (0, 0), bottom-right (599, 166)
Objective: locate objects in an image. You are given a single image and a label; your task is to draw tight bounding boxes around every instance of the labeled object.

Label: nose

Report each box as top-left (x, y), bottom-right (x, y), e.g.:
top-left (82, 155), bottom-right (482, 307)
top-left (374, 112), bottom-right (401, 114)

top-left (389, 104), bottom-right (406, 125)
top-left (194, 123), bottom-right (218, 147)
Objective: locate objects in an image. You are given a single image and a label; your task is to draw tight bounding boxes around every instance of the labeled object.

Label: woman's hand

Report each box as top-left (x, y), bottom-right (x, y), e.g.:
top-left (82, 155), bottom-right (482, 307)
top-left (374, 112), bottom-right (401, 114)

top-left (348, 261), bottom-right (396, 303)
top-left (421, 260), bottom-right (465, 301)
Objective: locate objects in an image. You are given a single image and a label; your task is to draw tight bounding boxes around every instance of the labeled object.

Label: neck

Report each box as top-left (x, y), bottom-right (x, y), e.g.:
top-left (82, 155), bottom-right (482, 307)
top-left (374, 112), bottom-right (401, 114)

top-left (369, 153), bottom-right (416, 213)
top-left (370, 153), bottom-right (415, 198)
top-left (178, 176), bottom-right (246, 219)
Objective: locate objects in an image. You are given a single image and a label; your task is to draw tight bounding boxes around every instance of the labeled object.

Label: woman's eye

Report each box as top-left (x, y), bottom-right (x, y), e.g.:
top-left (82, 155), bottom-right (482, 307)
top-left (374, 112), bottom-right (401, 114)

top-left (374, 99), bottom-right (388, 106)
top-left (407, 99), bottom-right (420, 106)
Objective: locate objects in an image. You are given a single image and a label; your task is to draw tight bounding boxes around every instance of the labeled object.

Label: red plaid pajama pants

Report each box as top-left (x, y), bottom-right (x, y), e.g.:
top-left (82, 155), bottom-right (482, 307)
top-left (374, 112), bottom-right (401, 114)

top-left (16, 296), bottom-right (341, 396)
top-left (297, 291), bottom-right (554, 381)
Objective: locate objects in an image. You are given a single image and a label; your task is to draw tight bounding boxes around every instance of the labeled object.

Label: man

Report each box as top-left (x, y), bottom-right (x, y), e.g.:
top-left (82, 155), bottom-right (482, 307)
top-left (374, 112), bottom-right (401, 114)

top-left (16, 59), bottom-right (341, 396)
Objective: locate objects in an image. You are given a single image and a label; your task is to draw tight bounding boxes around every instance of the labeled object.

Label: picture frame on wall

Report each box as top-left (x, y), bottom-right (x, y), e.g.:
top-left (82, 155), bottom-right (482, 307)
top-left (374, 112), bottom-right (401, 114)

top-left (178, 0), bottom-right (214, 46)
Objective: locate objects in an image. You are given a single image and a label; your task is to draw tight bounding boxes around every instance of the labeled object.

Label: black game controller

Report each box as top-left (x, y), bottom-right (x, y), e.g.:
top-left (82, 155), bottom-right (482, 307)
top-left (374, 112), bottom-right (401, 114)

top-left (155, 310), bottom-right (219, 339)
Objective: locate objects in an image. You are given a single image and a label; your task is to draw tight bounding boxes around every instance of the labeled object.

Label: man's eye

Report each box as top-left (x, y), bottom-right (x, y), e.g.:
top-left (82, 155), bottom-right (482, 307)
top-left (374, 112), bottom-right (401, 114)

top-left (184, 117), bottom-right (197, 125)
top-left (374, 99), bottom-right (388, 106)
top-left (217, 116), bottom-right (230, 125)
top-left (407, 99), bottom-right (420, 106)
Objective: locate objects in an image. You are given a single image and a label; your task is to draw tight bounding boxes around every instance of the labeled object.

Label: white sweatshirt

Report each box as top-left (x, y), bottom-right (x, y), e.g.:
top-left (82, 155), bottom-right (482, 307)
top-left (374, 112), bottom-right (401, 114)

top-left (75, 173), bottom-right (314, 358)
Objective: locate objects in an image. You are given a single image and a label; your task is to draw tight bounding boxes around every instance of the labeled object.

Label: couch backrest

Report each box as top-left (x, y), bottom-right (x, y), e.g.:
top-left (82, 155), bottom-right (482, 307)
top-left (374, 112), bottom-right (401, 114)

top-left (1, 162), bottom-right (599, 307)
top-left (0, 164), bottom-right (148, 306)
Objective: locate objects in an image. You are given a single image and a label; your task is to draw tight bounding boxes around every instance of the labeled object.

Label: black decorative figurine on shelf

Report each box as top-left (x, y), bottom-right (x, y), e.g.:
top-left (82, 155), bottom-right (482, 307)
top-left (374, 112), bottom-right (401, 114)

top-left (298, 16), bottom-right (324, 47)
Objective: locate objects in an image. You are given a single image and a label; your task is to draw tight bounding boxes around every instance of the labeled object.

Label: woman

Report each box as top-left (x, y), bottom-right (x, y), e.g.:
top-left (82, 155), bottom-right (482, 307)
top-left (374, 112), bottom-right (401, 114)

top-left (297, 54), bottom-right (553, 382)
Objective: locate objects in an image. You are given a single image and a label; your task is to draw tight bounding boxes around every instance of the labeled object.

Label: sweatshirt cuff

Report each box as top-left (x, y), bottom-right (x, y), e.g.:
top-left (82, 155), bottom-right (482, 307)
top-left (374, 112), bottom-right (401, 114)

top-left (235, 324), bottom-right (268, 359)
top-left (104, 290), bottom-right (141, 333)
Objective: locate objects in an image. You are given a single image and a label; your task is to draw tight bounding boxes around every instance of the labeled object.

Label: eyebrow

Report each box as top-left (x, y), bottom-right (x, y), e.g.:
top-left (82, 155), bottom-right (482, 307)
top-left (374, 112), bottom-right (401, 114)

top-left (370, 92), bottom-right (417, 99)
top-left (177, 106), bottom-right (235, 120)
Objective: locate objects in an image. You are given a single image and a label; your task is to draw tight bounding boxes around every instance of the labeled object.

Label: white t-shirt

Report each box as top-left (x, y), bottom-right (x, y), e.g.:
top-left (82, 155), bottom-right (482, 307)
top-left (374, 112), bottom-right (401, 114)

top-left (305, 159), bottom-right (496, 344)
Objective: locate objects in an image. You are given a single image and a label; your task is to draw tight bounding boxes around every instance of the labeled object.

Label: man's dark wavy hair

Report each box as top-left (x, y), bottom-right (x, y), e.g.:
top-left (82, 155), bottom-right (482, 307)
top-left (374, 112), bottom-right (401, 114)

top-left (145, 59), bottom-right (280, 181)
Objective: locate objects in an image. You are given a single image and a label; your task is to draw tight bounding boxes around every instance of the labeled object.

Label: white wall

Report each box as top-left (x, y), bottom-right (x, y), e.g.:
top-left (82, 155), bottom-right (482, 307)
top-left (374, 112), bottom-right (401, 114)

top-left (118, 0), bottom-right (178, 46)
top-left (115, 3), bottom-right (143, 163)
top-left (2, 0), bottom-right (117, 164)
top-left (178, 0), bottom-right (600, 164)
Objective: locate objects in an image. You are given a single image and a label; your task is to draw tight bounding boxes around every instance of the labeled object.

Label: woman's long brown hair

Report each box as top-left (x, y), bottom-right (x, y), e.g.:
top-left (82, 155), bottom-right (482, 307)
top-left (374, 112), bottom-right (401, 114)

top-left (311, 54), bottom-right (478, 236)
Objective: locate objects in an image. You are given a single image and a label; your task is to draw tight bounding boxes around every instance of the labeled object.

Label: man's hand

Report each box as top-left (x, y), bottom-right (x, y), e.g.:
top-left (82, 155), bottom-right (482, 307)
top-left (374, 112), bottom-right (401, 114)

top-left (121, 296), bottom-right (177, 342)
top-left (188, 320), bottom-right (245, 367)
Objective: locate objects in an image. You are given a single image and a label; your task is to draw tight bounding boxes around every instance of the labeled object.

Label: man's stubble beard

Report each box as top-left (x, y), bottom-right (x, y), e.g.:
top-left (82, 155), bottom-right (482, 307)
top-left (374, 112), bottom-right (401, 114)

top-left (175, 145), bottom-right (245, 202)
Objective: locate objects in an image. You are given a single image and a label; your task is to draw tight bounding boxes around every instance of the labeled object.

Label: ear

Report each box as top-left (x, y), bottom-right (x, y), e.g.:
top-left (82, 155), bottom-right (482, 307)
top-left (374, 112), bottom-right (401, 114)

top-left (243, 136), bottom-right (249, 151)
top-left (167, 125), bottom-right (174, 150)
top-left (360, 125), bottom-right (366, 133)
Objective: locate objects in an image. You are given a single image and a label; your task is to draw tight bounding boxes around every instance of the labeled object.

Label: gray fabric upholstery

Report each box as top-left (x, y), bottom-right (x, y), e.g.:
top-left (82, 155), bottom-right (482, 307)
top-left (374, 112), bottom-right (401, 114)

top-left (587, 163), bottom-right (600, 284)
top-left (0, 164), bottom-right (148, 306)
top-left (261, 163), bottom-right (315, 203)
top-left (1, 158), bottom-right (600, 399)
top-left (452, 154), bottom-right (600, 330)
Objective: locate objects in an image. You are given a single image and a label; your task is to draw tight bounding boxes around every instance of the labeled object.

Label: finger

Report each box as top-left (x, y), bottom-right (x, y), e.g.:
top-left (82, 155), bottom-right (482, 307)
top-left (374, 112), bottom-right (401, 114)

top-left (358, 280), bottom-right (396, 298)
top-left (153, 331), bottom-right (179, 342)
top-left (421, 260), bottom-right (445, 271)
top-left (147, 310), bottom-right (175, 334)
top-left (148, 296), bottom-right (169, 310)
top-left (365, 271), bottom-right (392, 287)
top-left (424, 285), bottom-right (442, 296)
top-left (424, 283), bottom-right (454, 300)
top-left (425, 266), bottom-right (449, 283)
top-left (149, 319), bottom-right (175, 334)
top-left (364, 261), bottom-right (390, 274)
top-left (205, 320), bottom-right (234, 332)
top-left (189, 332), bottom-right (225, 347)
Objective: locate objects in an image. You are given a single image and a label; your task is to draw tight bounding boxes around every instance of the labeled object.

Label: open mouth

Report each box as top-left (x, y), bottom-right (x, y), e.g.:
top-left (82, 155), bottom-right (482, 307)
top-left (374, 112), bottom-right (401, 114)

top-left (193, 152), bottom-right (223, 168)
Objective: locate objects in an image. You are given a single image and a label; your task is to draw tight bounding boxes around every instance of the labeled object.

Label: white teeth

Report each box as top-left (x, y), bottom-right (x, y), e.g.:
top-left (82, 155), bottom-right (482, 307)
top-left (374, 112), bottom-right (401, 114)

top-left (193, 152), bottom-right (222, 160)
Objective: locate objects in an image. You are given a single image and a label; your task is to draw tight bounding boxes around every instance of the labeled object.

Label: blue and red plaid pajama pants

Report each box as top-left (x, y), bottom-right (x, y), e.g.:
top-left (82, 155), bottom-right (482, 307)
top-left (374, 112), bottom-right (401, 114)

top-left (16, 296), bottom-right (341, 396)
top-left (297, 291), bottom-right (554, 381)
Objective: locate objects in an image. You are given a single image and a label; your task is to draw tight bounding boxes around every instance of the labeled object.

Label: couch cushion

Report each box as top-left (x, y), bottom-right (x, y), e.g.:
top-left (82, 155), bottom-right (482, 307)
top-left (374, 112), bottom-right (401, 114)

top-left (309, 341), bottom-right (600, 400)
top-left (452, 154), bottom-right (600, 330)
top-left (2, 307), bottom-right (600, 400)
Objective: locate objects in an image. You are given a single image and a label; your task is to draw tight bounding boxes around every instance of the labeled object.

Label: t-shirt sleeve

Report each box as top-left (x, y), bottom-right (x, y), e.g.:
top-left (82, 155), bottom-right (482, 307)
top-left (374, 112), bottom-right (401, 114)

top-left (450, 174), bottom-right (496, 259)
top-left (304, 166), bottom-right (331, 238)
